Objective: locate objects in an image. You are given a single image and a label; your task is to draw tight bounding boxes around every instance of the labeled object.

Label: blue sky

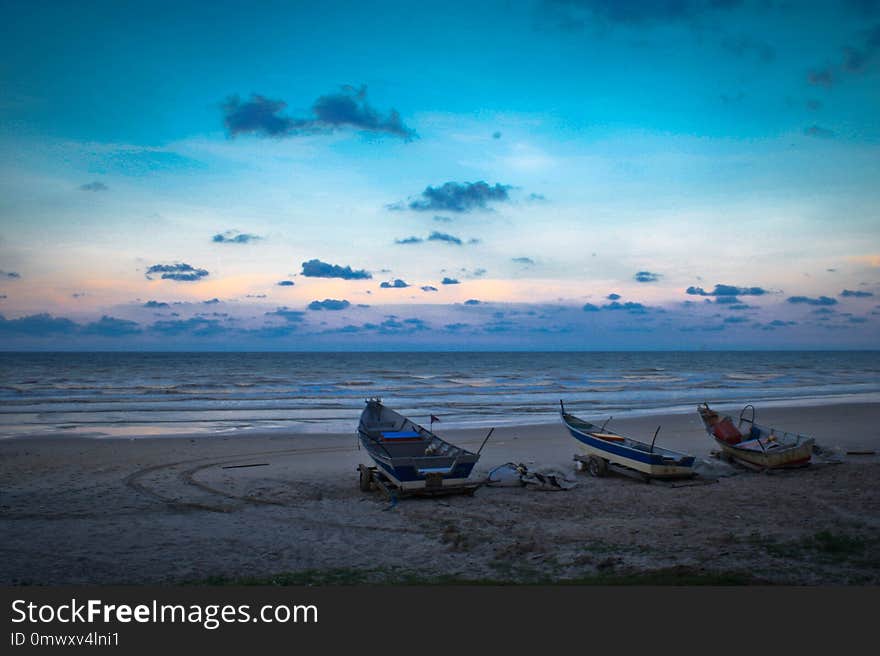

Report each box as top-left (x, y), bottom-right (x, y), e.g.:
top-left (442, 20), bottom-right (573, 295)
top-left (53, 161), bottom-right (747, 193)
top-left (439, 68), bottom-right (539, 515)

top-left (0, 0), bottom-right (878, 349)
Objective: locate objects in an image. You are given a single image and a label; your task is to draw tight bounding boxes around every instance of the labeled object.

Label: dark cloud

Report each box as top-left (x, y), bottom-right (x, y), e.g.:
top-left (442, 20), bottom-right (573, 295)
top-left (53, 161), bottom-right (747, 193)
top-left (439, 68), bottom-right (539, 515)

top-left (245, 294), bottom-right (267, 298)
top-left (441, 277), bottom-right (460, 285)
top-left (308, 298), bottom-right (351, 311)
top-left (150, 317), bottom-right (225, 336)
top-left (512, 257), bottom-right (535, 265)
top-left (804, 125), bottom-right (836, 139)
top-left (212, 230), bottom-right (262, 244)
top-left (686, 284), bottom-right (767, 296)
top-left (202, 298), bottom-right (220, 305)
top-left (79, 181), bottom-right (108, 192)
top-left (545, 0), bottom-right (743, 25)
top-left (380, 279), bottom-right (409, 289)
top-left (634, 271), bottom-right (660, 283)
top-left (427, 231), bottom-right (463, 245)
top-left (421, 286), bottom-right (438, 292)
top-left (0, 313), bottom-right (78, 336)
top-left (723, 316), bottom-right (749, 324)
top-left (841, 289), bottom-right (873, 297)
top-left (82, 315), bottom-right (141, 336)
top-left (721, 34), bottom-right (775, 62)
top-left (301, 259), bottom-right (371, 280)
top-left (813, 307), bottom-right (836, 315)
top-left (405, 181), bottom-right (512, 213)
top-left (787, 295), bottom-right (838, 306)
top-left (492, 131), bottom-right (502, 139)
top-left (145, 263), bottom-right (209, 282)
top-left (464, 299), bottom-right (482, 305)
top-left (583, 301), bottom-right (647, 313)
top-left (807, 69), bottom-right (834, 87)
top-left (433, 215), bottom-right (453, 223)
top-left (607, 293), bottom-right (621, 300)
top-left (71, 292), bottom-right (87, 299)
top-left (849, 316), bottom-right (868, 323)
top-left (276, 280), bottom-right (295, 287)
top-left (1, 270), bottom-right (21, 279)
top-left (265, 307), bottom-right (306, 322)
top-left (395, 236), bottom-right (423, 245)
top-left (143, 300), bottom-right (169, 308)
top-left (842, 24), bottom-right (880, 72)
top-left (221, 85), bottom-right (415, 141)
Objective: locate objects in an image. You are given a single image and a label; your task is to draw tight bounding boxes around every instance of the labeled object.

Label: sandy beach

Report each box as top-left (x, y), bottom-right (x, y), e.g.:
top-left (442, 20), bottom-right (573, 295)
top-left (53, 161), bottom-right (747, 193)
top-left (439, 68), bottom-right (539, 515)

top-left (1, 402), bottom-right (878, 585)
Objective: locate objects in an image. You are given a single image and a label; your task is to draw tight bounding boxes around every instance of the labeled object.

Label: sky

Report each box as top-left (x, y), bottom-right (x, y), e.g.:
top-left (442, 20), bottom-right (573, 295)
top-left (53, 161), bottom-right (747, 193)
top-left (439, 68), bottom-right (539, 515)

top-left (0, 0), bottom-right (878, 350)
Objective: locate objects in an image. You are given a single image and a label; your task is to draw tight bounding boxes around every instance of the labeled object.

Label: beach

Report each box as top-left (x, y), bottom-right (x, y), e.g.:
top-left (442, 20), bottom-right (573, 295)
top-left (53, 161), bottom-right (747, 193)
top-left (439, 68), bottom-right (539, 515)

top-left (2, 401), bottom-right (878, 586)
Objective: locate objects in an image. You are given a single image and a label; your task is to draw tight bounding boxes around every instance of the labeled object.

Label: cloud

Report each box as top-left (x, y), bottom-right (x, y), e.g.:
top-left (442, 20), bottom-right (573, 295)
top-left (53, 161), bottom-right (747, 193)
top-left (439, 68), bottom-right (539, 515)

top-left (512, 257), bottom-right (535, 265)
top-left (79, 181), bottom-right (108, 192)
top-left (433, 216), bottom-right (453, 223)
top-left (544, 0), bottom-right (743, 26)
top-left (686, 284), bottom-right (767, 296)
top-left (308, 298), bottom-right (351, 311)
top-left (492, 131), bottom-right (502, 139)
top-left (1, 270), bottom-right (21, 279)
top-left (71, 292), bottom-right (86, 299)
top-left (721, 34), bottom-right (775, 62)
top-left (212, 230), bottom-right (262, 244)
top-left (804, 125), bottom-right (836, 139)
top-left (150, 317), bottom-right (225, 336)
top-left (807, 69), bottom-right (834, 87)
top-left (842, 24), bottom-right (880, 72)
top-left (607, 293), bottom-right (621, 300)
top-left (841, 289), bottom-right (873, 297)
top-left (464, 299), bottom-right (482, 305)
top-left (202, 298), bottom-right (220, 305)
top-left (275, 280), bottom-right (295, 287)
top-left (787, 295), bottom-right (838, 306)
top-left (404, 181), bottom-right (512, 213)
top-left (301, 259), bottom-right (371, 280)
top-left (145, 263), bottom-right (209, 282)
top-left (441, 277), bottom-right (460, 285)
top-left (395, 236), bottom-right (423, 245)
top-left (420, 286), bottom-right (438, 292)
top-left (380, 279), bottom-right (410, 289)
top-left (634, 271), bottom-right (660, 283)
top-left (143, 300), bottom-right (169, 308)
top-left (265, 307), bottom-right (306, 322)
top-left (427, 231), bottom-right (463, 245)
top-left (0, 313), bottom-right (78, 336)
top-left (583, 301), bottom-right (648, 313)
top-left (221, 85), bottom-right (415, 140)
top-left (82, 315), bottom-right (141, 336)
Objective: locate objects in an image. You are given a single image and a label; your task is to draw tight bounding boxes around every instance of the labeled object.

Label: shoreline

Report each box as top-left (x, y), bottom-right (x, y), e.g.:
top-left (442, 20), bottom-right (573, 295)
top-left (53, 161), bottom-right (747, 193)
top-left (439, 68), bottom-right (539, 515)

top-left (3, 397), bottom-right (878, 443)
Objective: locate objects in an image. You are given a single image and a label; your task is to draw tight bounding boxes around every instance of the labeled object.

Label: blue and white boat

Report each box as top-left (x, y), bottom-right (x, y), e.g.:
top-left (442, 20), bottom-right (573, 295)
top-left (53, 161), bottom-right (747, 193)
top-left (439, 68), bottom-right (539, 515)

top-left (357, 399), bottom-right (481, 492)
top-left (560, 401), bottom-right (696, 480)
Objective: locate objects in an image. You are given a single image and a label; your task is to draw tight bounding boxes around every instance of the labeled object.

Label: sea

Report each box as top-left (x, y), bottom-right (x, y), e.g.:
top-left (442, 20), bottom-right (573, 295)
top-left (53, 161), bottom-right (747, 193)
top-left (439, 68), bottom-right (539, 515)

top-left (0, 351), bottom-right (878, 439)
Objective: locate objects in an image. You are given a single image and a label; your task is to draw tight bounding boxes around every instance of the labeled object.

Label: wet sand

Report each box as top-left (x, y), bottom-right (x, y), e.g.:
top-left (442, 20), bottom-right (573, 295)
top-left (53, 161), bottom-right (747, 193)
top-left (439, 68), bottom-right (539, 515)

top-left (1, 402), bottom-right (878, 585)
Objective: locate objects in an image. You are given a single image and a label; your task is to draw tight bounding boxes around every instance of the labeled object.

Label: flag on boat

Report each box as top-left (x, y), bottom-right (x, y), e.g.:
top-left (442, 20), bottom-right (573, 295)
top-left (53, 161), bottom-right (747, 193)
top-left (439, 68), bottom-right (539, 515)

top-left (430, 414), bottom-right (440, 423)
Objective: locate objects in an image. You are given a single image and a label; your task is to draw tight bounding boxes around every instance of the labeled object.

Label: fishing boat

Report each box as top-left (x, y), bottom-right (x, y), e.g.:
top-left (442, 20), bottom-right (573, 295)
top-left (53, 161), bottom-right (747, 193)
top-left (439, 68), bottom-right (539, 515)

top-left (357, 399), bottom-right (487, 493)
top-left (560, 401), bottom-right (696, 480)
top-left (697, 403), bottom-right (814, 470)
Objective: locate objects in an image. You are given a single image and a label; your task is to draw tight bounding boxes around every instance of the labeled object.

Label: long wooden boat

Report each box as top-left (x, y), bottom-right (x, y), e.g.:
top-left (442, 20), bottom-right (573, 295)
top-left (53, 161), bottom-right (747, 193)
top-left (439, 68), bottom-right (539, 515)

top-left (560, 401), bottom-right (696, 479)
top-left (697, 403), bottom-right (814, 470)
top-left (357, 399), bottom-right (481, 492)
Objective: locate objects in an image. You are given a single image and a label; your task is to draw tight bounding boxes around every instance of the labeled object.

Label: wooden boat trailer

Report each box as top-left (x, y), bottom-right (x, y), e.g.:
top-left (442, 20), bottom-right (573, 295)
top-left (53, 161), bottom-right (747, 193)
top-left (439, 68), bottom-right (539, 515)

top-left (357, 464), bottom-right (482, 500)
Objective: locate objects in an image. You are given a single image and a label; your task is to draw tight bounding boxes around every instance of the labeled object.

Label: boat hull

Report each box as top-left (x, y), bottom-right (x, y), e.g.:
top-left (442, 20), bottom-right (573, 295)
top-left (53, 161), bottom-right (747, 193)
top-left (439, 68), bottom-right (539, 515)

top-left (564, 422), bottom-right (696, 479)
top-left (713, 438), bottom-right (814, 470)
top-left (358, 400), bottom-right (480, 492)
